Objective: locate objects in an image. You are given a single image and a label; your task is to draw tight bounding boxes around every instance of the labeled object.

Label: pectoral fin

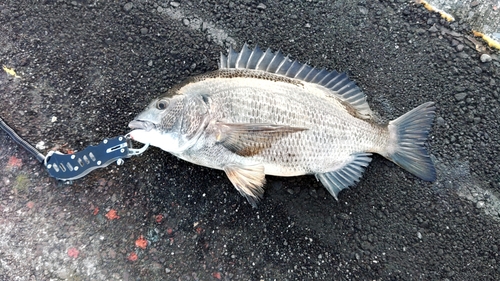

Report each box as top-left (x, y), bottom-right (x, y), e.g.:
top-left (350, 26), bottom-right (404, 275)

top-left (223, 163), bottom-right (266, 207)
top-left (215, 122), bottom-right (307, 157)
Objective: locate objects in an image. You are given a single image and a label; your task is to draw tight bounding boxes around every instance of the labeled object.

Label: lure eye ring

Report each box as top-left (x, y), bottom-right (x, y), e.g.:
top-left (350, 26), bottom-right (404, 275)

top-left (156, 100), bottom-right (169, 110)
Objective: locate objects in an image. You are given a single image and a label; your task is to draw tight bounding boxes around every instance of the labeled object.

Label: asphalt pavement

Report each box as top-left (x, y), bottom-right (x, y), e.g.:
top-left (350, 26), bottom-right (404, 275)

top-left (0, 0), bottom-right (499, 280)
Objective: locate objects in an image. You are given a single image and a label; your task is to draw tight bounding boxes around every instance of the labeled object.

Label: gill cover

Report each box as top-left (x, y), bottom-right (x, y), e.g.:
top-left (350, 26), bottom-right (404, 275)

top-left (128, 94), bottom-right (209, 153)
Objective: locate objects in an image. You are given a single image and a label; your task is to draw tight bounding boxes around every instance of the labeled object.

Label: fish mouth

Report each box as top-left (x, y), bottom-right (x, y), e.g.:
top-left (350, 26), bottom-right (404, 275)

top-left (128, 120), bottom-right (156, 131)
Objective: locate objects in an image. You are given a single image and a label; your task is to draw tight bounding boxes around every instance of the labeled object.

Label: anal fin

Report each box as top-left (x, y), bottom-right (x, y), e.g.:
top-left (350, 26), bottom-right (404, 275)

top-left (315, 153), bottom-right (372, 199)
top-left (223, 164), bottom-right (266, 207)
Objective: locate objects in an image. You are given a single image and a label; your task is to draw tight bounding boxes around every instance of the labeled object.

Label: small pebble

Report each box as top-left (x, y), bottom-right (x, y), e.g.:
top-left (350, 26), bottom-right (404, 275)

top-left (36, 141), bottom-right (46, 150)
top-left (257, 3), bottom-right (266, 10)
top-left (428, 25), bottom-right (438, 33)
top-left (436, 116), bottom-right (445, 126)
top-left (98, 178), bottom-right (107, 186)
top-left (480, 54), bottom-right (492, 63)
top-left (454, 93), bottom-right (467, 101)
top-left (170, 2), bottom-right (180, 8)
top-left (183, 18), bottom-right (190, 26)
top-left (456, 44), bottom-right (464, 51)
top-left (470, 1), bottom-right (480, 7)
top-left (415, 28), bottom-right (426, 35)
top-left (123, 2), bottom-right (133, 12)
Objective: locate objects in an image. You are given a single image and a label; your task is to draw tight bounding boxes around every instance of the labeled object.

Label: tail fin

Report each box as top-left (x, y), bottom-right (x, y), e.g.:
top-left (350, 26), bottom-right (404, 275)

top-left (385, 102), bottom-right (436, 181)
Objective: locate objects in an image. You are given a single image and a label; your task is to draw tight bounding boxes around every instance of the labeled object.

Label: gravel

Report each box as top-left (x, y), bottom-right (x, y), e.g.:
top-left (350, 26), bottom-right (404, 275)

top-left (0, 0), bottom-right (499, 280)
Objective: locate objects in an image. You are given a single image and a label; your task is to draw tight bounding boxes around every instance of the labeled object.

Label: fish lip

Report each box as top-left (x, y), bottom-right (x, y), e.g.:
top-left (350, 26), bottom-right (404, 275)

top-left (128, 120), bottom-right (156, 131)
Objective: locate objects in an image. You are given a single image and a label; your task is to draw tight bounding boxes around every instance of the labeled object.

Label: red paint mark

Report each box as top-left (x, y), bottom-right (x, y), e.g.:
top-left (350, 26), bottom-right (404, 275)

top-left (67, 247), bottom-right (79, 258)
top-left (135, 235), bottom-right (148, 249)
top-left (127, 252), bottom-right (138, 261)
top-left (105, 209), bottom-right (119, 220)
top-left (195, 226), bottom-right (203, 235)
top-left (155, 214), bottom-right (163, 223)
top-left (7, 156), bottom-right (22, 168)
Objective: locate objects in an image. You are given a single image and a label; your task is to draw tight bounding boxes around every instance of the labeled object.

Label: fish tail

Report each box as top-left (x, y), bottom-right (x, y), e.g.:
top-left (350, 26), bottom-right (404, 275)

top-left (384, 102), bottom-right (436, 181)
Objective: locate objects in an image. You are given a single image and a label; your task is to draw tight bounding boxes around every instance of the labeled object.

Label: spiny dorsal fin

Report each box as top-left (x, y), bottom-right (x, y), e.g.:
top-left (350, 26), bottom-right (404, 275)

top-left (219, 43), bottom-right (374, 119)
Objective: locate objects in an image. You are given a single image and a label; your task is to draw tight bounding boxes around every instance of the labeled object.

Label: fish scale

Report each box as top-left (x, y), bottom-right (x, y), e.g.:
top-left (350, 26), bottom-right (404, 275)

top-left (129, 44), bottom-right (436, 207)
top-left (199, 81), bottom-right (373, 166)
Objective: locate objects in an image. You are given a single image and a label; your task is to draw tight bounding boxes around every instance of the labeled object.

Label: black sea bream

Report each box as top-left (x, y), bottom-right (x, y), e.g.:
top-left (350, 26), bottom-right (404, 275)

top-left (129, 44), bottom-right (436, 207)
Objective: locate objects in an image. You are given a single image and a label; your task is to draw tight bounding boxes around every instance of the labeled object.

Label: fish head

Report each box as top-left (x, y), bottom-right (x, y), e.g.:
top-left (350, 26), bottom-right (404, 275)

top-left (128, 94), bottom-right (209, 154)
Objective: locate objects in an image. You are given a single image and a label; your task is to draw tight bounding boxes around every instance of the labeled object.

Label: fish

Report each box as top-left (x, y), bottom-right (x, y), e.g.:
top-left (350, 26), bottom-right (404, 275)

top-left (128, 44), bottom-right (436, 207)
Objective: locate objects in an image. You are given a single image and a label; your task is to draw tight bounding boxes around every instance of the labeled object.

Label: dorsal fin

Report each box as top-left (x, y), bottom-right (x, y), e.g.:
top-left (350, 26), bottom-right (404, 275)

top-left (219, 43), bottom-right (373, 119)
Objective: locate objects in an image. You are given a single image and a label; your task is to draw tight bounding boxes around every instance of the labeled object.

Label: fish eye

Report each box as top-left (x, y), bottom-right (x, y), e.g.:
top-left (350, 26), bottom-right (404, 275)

top-left (156, 100), bottom-right (169, 110)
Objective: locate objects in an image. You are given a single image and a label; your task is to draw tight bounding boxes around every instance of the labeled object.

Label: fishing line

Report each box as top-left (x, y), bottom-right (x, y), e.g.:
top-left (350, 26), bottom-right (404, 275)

top-left (0, 117), bottom-right (45, 162)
